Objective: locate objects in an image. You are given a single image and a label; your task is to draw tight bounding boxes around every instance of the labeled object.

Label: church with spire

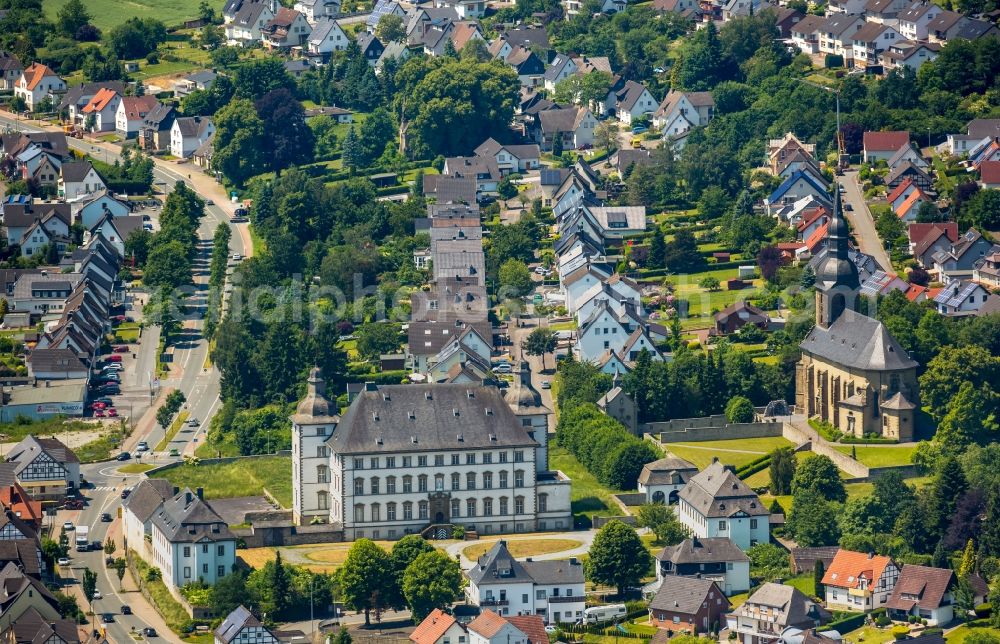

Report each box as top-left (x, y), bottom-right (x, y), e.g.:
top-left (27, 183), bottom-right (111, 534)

top-left (795, 191), bottom-right (920, 441)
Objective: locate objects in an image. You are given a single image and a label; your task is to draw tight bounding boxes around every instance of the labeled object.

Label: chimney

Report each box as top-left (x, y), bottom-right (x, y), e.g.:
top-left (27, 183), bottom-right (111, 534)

top-left (196, 487), bottom-right (203, 500)
top-left (364, 382), bottom-right (378, 391)
top-left (868, 552), bottom-right (875, 559)
top-left (185, 491), bottom-right (192, 504)
top-left (173, 486), bottom-right (180, 495)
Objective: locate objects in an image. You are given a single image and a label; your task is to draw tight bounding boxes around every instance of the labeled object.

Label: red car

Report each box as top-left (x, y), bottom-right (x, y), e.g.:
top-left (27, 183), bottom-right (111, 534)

top-left (113, 345), bottom-right (129, 353)
top-left (107, 408), bottom-right (118, 417)
top-left (94, 409), bottom-right (106, 418)
top-left (91, 402), bottom-right (107, 410)
top-left (105, 355), bottom-right (122, 363)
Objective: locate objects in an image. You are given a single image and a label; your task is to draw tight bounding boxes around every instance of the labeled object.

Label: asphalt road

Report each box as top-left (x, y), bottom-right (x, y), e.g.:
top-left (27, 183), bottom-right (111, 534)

top-left (837, 170), bottom-right (892, 271)
top-left (1, 114), bottom-right (248, 643)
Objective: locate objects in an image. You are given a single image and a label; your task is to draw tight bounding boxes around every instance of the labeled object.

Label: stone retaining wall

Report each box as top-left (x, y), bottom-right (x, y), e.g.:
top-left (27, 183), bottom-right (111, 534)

top-left (645, 417), bottom-right (784, 443)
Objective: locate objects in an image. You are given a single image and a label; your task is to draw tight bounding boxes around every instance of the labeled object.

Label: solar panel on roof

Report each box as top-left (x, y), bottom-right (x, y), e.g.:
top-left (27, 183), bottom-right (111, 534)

top-left (540, 169), bottom-right (561, 185)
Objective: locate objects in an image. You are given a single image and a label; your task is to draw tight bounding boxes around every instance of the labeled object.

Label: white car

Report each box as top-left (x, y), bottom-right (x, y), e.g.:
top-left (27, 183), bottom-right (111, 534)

top-left (57, 557), bottom-right (70, 566)
top-left (62, 522), bottom-right (74, 531)
top-left (231, 253), bottom-right (242, 262)
top-left (136, 442), bottom-right (149, 452)
top-left (93, 590), bottom-right (102, 600)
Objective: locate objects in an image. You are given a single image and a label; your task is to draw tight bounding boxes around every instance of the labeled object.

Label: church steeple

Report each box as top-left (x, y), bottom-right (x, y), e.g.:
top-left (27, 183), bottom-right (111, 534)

top-left (814, 187), bottom-right (860, 329)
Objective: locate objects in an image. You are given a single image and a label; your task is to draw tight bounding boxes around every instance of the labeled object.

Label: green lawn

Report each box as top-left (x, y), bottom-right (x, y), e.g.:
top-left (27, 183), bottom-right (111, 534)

top-left (842, 625), bottom-right (897, 644)
top-left (114, 322), bottom-right (141, 343)
top-left (946, 620), bottom-right (1000, 644)
top-left (156, 455), bottom-right (292, 508)
top-left (550, 445), bottom-right (621, 524)
top-left (785, 572), bottom-right (816, 598)
top-left (663, 437), bottom-right (794, 470)
top-left (155, 411), bottom-right (189, 452)
top-left (76, 428), bottom-right (127, 463)
top-left (44, 0), bottom-right (224, 30)
top-left (833, 445), bottom-right (916, 468)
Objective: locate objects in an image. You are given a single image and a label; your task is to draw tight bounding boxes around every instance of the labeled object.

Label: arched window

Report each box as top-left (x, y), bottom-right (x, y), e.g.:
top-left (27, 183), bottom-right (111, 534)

top-left (386, 476), bottom-right (396, 494)
top-left (387, 502), bottom-right (397, 521)
top-left (318, 491), bottom-right (329, 510)
top-left (467, 498), bottom-right (477, 517)
top-left (370, 477), bottom-right (380, 494)
top-left (831, 293), bottom-right (846, 322)
top-left (652, 491), bottom-right (665, 504)
top-left (354, 504), bottom-right (364, 523)
top-left (538, 493), bottom-right (547, 512)
top-left (483, 472), bottom-right (493, 489)
top-left (668, 490), bottom-right (680, 505)
top-left (467, 472), bottom-right (477, 490)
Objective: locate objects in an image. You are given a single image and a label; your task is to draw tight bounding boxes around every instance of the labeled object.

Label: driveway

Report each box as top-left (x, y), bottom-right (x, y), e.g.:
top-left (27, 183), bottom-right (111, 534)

top-left (838, 171), bottom-right (892, 270)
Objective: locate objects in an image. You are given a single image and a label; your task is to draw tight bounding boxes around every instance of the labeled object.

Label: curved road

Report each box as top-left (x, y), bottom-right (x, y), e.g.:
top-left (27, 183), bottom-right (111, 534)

top-left (1, 112), bottom-right (253, 643)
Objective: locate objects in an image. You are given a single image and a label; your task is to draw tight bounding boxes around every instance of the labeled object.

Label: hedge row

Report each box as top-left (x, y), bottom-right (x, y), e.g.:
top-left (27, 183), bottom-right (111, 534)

top-left (827, 608), bottom-right (885, 634)
top-left (736, 453), bottom-right (772, 480)
top-left (556, 403), bottom-right (659, 490)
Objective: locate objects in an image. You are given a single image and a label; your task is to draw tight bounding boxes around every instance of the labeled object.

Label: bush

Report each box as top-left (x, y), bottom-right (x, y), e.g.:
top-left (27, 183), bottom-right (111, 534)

top-left (725, 396), bottom-right (755, 423)
top-left (825, 54), bottom-right (844, 68)
top-left (891, 625), bottom-right (910, 639)
top-left (974, 603), bottom-right (992, 618)
top-left (875, 613), bottom-right (891, 627)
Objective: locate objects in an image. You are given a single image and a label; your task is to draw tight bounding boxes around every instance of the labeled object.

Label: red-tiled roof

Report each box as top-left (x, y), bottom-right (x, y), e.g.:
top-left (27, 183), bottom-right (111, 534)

top-left (864, 130), bottom-right (910, 152)
top-left (797, 206), bottom-right (829, 232)
top-left (21, 63), bottom-right (58, 91)
top-left (805, 221), bottom-right (829, 253)
top-left (822, 549), bottom-right (895, 590)
top-left (82, 87), bottom-right (118, 113)
top-left (410, 609), bottom-right (458, 644)
top-left (981, 160), bottom-right (1000, 185)
top-left (895, 189), bottom-right (927, 218)
top-left (507, 616), bottom-right (548, 644)
top-left (886, 177), bottom-right (915, 204)
top-left (468, 611), bottom-right (508, 639)
top-left (904, 284), bottom-right (927, 302)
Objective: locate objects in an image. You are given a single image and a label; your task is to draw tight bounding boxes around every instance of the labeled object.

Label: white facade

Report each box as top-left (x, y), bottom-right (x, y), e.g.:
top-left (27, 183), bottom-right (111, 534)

top-left (76, 194), bottom-right (131, 230)
top-left (149, 490), bottom-right (237, 591)
top-left (576, 307), bottom-right (631, 363)
top-left (15, 65), bottom-right (65, 111)
top-left (170, 118), bottom-right (216, 159)
top-left (60, 166), bottom-right (106, 200)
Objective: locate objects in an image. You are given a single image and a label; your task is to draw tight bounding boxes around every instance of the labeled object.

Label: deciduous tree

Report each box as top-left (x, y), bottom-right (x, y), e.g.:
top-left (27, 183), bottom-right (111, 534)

top-left (402, 551), bottom-right (464, 620)
top-left (339, 539), bottom-right (394, 625)
top-left (586, 520), bottom-right (651, 596)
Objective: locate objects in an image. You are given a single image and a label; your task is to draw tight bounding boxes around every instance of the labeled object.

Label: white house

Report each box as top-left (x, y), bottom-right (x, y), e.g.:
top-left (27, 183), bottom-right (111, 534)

top-left (59, 161), bottom-right (105, 200)
top-left (822, 549), bottom-right (900, 612)
top-left (115, 96), bottom-right (159, 139)
top-left (542, 54), bottom-right (577, 92)
top-left (15, 63), bottom-right (65, 111)
top-left (306, 18), bottom-right (349, 61)
top-left (262, 7), bottom-right (312, 50)
top-left (885, 565), bottom-right (956, 626)
top-left (170, 116), bottom-right (216, 159)
top-left (474, 138), bottom-right (541, 174)
top-left (122, 478), bottom-right (175, 558)
top-left (74, 191), bottom-right (131, 229)
top-left (932, 280), bottom-right (990, 316)
top-left (150, 487), bottom-right (237, 590)
top-left (676, 459), bottom-right (769, 551)
top-left (561, 262), bottom-right (613, 315)
top-left (616, 81), bottom-right (657, 125)
top-left (226, 0), bottom-right (277, 45)
top-left (653, 90), bottom-right (714, 131)
top-left (535, 107), bottom-right (596, 151)
top-left (898, 1), bottom-right (942, 41)
top-left (294, 0), bottom-right (342, 21)
top-left (576, 301), bottom-right (634, 363)
top-left (656, 537), bottom-right (751, 596)
top-left (291, 373), bottom-right (573, 538)
top-left (818, 14), bottom-right (864, 59)
top-left (215, 606), bottom-right (279, 644)
top-left (410, 609), bottom-right (470, 644)
top-left (468, 611), bottom-right (531, 644)
top-left (434, 0), bottom-right (486, 19)
top-left (638, 456), bottom-right (698, 505)
top-left (574, 277), bottom-right (644, 324)
top-left (87, 214), bottom-right (143, 256)
top-left (465, 540), bottom-right (585, 623)
top-left (79, 87), bottom-right (121, 132)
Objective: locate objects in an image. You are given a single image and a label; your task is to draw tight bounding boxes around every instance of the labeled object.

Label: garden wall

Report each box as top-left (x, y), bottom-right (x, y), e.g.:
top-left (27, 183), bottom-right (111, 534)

top-left (646, 415), bottom-right (784, 443)
top-left (781, 422), bottom-right (869, 478)
top-left (233, 522), bottom-right (344, 548)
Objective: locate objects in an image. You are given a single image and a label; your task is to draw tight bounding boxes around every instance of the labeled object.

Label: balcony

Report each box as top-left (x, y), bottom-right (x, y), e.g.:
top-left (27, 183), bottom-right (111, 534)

top-left (481, 599), bottom-right (510, 607)
top-left (548, 596), bottom-right (583, 604)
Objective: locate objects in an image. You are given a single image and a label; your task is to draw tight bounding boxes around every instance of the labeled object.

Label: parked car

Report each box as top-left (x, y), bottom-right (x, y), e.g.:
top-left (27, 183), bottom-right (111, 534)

top-left (95, 397), bottom-right (113, 406)
top-left (93, 590), bottom-right (102, 600)
top-left (121, 488), bottom-right (132, 499)
top-left (100, 386), bottom-right (120, 395)
top-left (90, 402), bottom-right (107, 410)
top-left (493, 363), bottom-right (512, 374)
top-left (100, 513), bottom-right (112, 522)
top-left (168, 448), bottom-right (179, 457)
top-left (205, 199), bottom-right (214, 206)
top-left (57, 557), bottom-right (70, 566)
top-left (105, 355), bottom-right (122, 363)
top-left (142, 628), bottom-right (157, 637)
top-left (101, 613), bottom-right (114, 623)
top-left (103, 363), bottom-right (123, 371)
top-left (631, 126), bottom-right (647, 134)
top-left (232, 253), bottom-right (242, 262)
top-left (107, 408), bottom-right (118, 417)
top-left (94, 409), bottom-right (106, 418)
top-left (113, 345), bottom-right (129, 353)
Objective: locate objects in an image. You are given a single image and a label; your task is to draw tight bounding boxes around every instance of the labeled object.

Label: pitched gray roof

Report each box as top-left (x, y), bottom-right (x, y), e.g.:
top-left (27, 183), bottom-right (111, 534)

top-left (638, 457), bottom-right (698, 486)
top-left (657, 537), bottom-right (749, 564)
top-left (122, 478), bottom-right (175, 523)
top-left (742, 583), bottom-right (828, 628)
top-left (649, 576), bottom-right (724, 614)
top-left (466, 540), bottom-right (583, 586)
top-left (6, 436), bottom-right (79, 474)
top-left (150, 488), bottom-right (235, 543)
top-left (800, 308), bottom-right (918, 371)
top-left (216, 605), bottom-right (272, 643)
top-left (327, 383), bottom-right (536, 455)
top-left (677, 460), bottom-right (768, 519)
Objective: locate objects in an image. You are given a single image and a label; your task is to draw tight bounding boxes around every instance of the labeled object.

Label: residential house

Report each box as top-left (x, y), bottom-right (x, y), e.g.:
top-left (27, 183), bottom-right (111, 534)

top-left (893, 187), bottom-right (929, 222)
top-left (443, 156), bottom-right (501, 196)
top-left (150, 487), bottom-right (237, 590)
top-left (424, 175), bottom-right (478, 204)
top-left (863, 130), bottom-right (910, 163)
top-left (0, 563), bottom-right (64, 630)
top-left (376, 41), bottom-right (415, 73)
top-left (648, 576), bottom-right (730, 634)
top-left (765, 170), bottom-right (831, 216)
top-left (728, 583), bottom-right (829, 644)
top-left (611, 149), bottom-right (652, 174)
top-left (535, 107), bottom-right (596, 151)
top-left (139, 104), bottom-right (177, 152)
top-left (474, 139), bottom-right (541, 174)
top-left (465, 540), bottom-right (585, 623)
top-left (885, 566), bottom-right (956, 626)
top-left (262, 7), bottom-right (312, 50)
top-left (887, 161), bottom-right (933, 190)
top-left (851, 23), bottom-right (902, 69)
top-left (4, 436), bottom-right (80, 500)
top-left (826, 0), bottom-right (866, 15)
top-left (57, 81), bottom-right (126, 124)
top-left (467, 611), bottom-right (532, 644)
top-left (294, 0), bottom-right (342, 21)
top-left (933, 280), bottom-right (990, 316)
top-left (225, 0), bottom-right (277, 45)
top-left (435, 0), bottom-right (487, 19)
top-left (656, 537), bottom-right (751, 596)
top-left (58, 161), bottom-right (104, 200)
top-left (87, 213), bottom-right (143, 256)
top-left (368, 0), bottom-right (406, 34)
top-left (638, 457), bottom-right (698, 505)
top-left (888, 143), bottom-right (930, 172)
top-left (576, 301), bottom-right (637, 362)
top-left (653, 0), bottom-right (701, 16)
top-left (713, 300), bottom-right (771, 336)
top-left (653, 90), bottom-right (715, 135)
top-left (774, 7), bottom-right (805, 37)
top-left (859, 270), bottom-right (910, 299)
top-left (0, 606), bottom-right (79, 642)
top-left (306, 18), bottom-right (349, 62)
top-left (170, 116), bottom-right (216, 159)
top-left (615, 81), bottom-right (657, 125)
top-left (587, 206), bottom-right (647, 239)
top-left (880, 40), bottom-right (940, 73)
top-left (75, 191), bottom-right (131, 230)
top-left (796, 206), bottom-right (830, 240)
top-left (973, 248), bottom-right (1000, 288)
top-left (1, 202), bottom-right (71, 251)
top-left (822, 549), bottom-right (900, 612)
top-left (677, 459), bottom-right (769, 550)
top-left (818, 14), bottom-right (864, 60)
top-left (542, 54), bottom-right (577, 92)
top-left (15, 64), bottom-right (65, 111)
top-left (979, 160), bottom-right (1000, 189)
top-left (121, 478), bottom-right (175, 556)
top-left (172, 70), bottom-right (219, 97)
top-left (791, 15), bottom-right (826, 54)
top-left (925, 9), bottom-right (963, 42)
top-left (79, 87), bottom-right (121, 132)
top-left (215, 605), bottom-right (279, 644)
top-left (897, 1), bottom-right (943, 42)
top-left (0, 51), bottom-right (22, 92)
top-left (620, 325), bottom-right (663, 362)
top-left (411, 609), bottom-right (469, 644)
top-left (865, 0), bottom-right (911, 23)
top-left (502, 46), bottom-right (546, 87)
top-left (115, 95), bottom-right (159, 139)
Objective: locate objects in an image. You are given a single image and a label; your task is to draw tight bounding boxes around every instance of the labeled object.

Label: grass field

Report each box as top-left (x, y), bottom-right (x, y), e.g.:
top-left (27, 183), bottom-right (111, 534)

top-left (156, 455), bottom-right (292, 508)
top-left (462, 538), bottom-right (582, 560)
top-left (842, 625), bottom-right (897, 644)
top-left (76, 427), bottom-right (127, 463)
top-left (833, 445), bottom-right (916, 468)
top-left (44, 0), bottom-right (225, 30)
top-left (663, 437), bottom-right (794, 470)
top-left (550, 445), bottom-right (621, 523)
top-left (946, 620), bottom-right (1000, 644)
top-left (0, 418), bottom-right (97, 444)
top-left (117, 463), bottom-right (154, 474)
top-left (114, 322), bottom-right (141, 343)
